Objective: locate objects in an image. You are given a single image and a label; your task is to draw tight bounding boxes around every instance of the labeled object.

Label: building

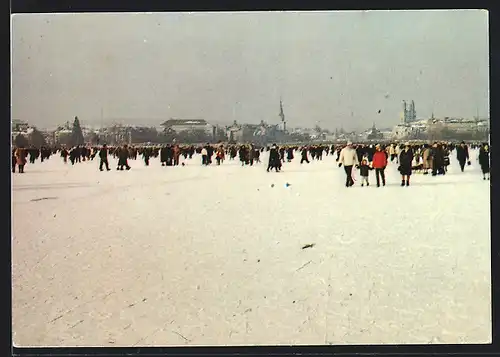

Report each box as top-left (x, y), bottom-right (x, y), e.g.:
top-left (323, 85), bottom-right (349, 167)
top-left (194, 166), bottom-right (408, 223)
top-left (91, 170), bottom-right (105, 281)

top-left (161, 119), bottom-right (213, 135)
top-left (392, 116), bottom-right (490, 141)
top-left (402, 100), bottom-right (417, 124)
top-left (54, 129), bottom-right (73, 145)
top-left (12, 119), bottom-right (29, 132)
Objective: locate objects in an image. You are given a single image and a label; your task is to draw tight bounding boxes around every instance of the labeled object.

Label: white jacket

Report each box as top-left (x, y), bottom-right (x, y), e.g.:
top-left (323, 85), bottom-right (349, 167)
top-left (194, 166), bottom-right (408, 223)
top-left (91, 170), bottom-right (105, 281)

top-left (339, 147), bottom-right (359, 166)
top-left (201, 148), bottom-right (208, 156)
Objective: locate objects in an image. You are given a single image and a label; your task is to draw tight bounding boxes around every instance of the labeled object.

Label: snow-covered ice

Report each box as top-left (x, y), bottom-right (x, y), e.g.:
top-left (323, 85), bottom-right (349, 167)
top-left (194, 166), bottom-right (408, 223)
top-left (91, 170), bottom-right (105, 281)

top-left (12, 149), bottom-right (491, 346)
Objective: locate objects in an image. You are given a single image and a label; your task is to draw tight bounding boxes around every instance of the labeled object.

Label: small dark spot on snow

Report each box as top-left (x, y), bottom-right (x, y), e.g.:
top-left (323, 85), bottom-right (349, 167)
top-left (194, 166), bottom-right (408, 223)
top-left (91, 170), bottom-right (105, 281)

top-left (293, 301), bottom-right (296, 303)
top-left (142, 298), bottom-right (147, 302)
top-left (257, 259), bottom-right (260, 262)
top-left (31, 196), bottom-right (58, 202)
top-left (349, 293), bottom-right (352, 296)
top-left (53, 214), bottom-right (56, 218)
top-left (302, 244), bottom-right (315, 249)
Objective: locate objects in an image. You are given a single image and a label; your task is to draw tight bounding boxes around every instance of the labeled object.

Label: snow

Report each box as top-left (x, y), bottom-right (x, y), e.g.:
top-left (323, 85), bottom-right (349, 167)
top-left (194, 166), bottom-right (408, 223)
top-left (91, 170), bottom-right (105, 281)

top-left (12, 149), bottom-right (491, 347)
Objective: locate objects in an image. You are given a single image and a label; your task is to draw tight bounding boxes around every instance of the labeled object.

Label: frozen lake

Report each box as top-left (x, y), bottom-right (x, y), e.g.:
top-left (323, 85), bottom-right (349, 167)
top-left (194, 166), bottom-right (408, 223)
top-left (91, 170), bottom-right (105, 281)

top-left (12, 149), bottom-right (491, 347)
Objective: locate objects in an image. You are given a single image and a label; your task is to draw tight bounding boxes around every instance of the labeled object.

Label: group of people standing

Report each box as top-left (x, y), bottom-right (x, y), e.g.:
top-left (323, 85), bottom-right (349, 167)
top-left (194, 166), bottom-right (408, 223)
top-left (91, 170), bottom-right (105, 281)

top-left (336, 141), bottom-right (491, 187)
top-left (12, 140), bottom-right (491, 186)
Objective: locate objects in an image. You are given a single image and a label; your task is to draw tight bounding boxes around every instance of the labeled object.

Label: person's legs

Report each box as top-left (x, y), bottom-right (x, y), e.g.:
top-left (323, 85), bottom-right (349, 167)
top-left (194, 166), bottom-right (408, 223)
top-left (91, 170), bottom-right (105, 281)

top-left (344, 165), bottom-right (353, 187)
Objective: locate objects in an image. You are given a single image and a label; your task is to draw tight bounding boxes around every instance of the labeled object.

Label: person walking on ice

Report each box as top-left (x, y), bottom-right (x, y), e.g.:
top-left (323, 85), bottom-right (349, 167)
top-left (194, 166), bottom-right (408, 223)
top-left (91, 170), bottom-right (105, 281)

top-left (358, 158), bottom-right (372, 187)
top-left (398, 142), bottom-right (413, 186)
top-left (338, 142), bottom-right (359, 187)
top-left (372, 144), bottom-right (388, 187)
top-left (456, 141), bottom-right (470, 172)
top-left (99, 144), bottom-right (111, 171)
top-left (478, 143), bottom-right (490, 180)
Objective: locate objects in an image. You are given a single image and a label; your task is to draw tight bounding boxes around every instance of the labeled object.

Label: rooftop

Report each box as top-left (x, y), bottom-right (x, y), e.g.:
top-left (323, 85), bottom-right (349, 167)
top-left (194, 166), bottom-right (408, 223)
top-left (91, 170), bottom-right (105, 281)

top-left (161, 119), bottom-right (208, 127)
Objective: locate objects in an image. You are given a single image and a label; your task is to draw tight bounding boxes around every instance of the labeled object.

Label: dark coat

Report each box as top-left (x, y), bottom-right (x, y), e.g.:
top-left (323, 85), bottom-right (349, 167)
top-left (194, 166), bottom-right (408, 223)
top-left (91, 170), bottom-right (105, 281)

top-left (359, 164), bottom-right (372, 177)
top-left (99, 148), bottom-right (108, 160)
top-left (268, 147), bottom-right (281, 168)
top-left (478, 148), bottom-right (490, 173)
top-left (456, 146), bottom-right (469, 162)
top-left (399, 149), bottom-right (413, 176)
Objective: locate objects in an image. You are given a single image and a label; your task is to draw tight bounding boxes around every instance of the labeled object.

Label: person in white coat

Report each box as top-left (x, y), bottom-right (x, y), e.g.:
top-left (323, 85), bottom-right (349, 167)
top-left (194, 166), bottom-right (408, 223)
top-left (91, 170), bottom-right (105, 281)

top-left (338, 142), bottom-right (359, 187)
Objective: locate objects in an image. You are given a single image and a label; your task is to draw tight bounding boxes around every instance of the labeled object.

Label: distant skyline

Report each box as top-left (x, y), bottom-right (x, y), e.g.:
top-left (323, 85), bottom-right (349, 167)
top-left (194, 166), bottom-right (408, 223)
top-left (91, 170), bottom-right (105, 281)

top-left (11, 10), bottom-right (489, 131)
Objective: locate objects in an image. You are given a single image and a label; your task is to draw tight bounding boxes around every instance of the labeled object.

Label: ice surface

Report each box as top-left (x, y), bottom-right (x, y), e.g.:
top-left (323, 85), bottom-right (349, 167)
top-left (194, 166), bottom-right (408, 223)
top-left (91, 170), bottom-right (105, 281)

top-left (12, 149), bottom-right (491, 346)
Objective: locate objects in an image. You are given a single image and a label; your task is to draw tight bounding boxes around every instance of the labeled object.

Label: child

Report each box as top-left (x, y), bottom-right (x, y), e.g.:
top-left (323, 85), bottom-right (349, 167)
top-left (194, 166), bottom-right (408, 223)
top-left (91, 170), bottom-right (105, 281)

top-left (359, 159), bottom-right (372, 187)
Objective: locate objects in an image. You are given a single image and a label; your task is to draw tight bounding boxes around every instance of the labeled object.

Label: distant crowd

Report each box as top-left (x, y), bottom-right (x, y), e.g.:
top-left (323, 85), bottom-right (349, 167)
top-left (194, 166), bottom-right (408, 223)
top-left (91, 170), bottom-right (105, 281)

top-left (12, 141), bottom-right (490, 186)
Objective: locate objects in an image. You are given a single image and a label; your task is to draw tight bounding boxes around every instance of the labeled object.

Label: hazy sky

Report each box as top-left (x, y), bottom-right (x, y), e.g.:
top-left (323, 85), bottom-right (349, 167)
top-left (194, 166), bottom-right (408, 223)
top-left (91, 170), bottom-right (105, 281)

top-left (11, 10), bottom-right (489, 131)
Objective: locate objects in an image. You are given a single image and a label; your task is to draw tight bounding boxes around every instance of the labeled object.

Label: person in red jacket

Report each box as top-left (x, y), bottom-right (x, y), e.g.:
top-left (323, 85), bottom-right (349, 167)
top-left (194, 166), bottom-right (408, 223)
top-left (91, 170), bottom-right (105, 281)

top-left (372, 144), bottom-right (388, 187)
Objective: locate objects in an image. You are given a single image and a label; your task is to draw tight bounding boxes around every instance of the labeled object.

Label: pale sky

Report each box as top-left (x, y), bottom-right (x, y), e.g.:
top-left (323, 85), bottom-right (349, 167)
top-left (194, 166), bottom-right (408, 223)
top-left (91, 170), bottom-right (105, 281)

top-left (11, 10), bottom-right (489, 131)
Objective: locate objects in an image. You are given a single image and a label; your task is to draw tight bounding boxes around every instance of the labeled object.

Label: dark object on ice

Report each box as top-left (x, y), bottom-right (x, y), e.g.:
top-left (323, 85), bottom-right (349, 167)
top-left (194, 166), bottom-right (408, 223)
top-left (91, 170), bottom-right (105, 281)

top-left (302, 243), bottom-right (315, 249)
top-left (271, 184), bottom-right (275, 187)
top-left (285, 182), bottom-right (291, 187)
top-left (53, 214), bottom-right (56, 218)
top-left (257, 259), bottom-right (260, 262)
top-left (182, 162), bottom-right (185, 166)
top-left (31, 196), bottom-right (58, 202)
top-left (378, 109), bottom-right (381, 113)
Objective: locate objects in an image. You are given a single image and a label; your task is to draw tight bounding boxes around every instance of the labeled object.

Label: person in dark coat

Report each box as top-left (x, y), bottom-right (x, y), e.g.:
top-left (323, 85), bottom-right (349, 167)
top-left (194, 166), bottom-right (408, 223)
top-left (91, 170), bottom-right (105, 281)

top-left (12, 148), bottom-right (17, 173)
top-left (143, 147), bottom-right (151, 166)
top-left (267, 144), bottom-right (281, 172)
top-left (300, 147), bottom-right (310, 164)
top-left (99, 144), bottom-right (111, 171)
top-left (478, 143), bottom-right (490, 180)
top-left (398, 143), bottom-right (413, 186)
top-left (160, 145), bottom-right (168, 166)
top-left (358, 159), bottom-right (373, 187)
top-left (60, 147), bottom-right (69, 163)
top-left (430, 143), bottom-right (444, 176)
top-left (286, 147), bottom-right (294, 162)
top-left (117, 144), bottom-right (131, 170)
top-left (456, 141), bottom-right (470, 172)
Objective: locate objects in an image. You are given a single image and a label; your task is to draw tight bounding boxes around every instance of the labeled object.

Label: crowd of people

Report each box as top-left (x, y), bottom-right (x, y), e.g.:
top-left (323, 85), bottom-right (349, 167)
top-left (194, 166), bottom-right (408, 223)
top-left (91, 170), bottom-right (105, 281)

top-left (11, 141), bottom-right (491, 186)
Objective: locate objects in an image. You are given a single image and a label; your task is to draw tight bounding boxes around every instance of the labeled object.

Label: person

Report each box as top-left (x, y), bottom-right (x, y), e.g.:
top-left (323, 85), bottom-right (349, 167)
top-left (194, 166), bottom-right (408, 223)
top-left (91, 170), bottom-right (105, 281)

top-left (300, 146), bottom-right (310, 164)
top-left (338, 142), bottom-right (359, 187)
top-left (422, 144), bottom-right (431, 174)
top-left (12, 147), bottom-right (17, 173)
top-left (389, 144), bottom-right (397, 162)
top-left (117, 144), bottom-right (131, 170)
top-left (15, 146), bottom-right (27, 173)
top-left (478, 143), bottom-right (490, 180)
top-left (456, 141), bottom-right (470, 172)
top-left (430, 142), bottom-right (444, 176)
top-left (398, 143), bottom-right (413, 186)
top-left (267, 144), bottom-right (281, 172)
top-left (215, 145), bottom-right (225, 165)
top-left (358, 159), bottom-right (372, 187)
top-left (99, 144), bottom-right (111, 171)
top-left (201, 147), bottom-right (208, 165)
top-left (372, 144), bottom-right (388, 187)
top-left (143, 147), bottom-right (151, 166)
